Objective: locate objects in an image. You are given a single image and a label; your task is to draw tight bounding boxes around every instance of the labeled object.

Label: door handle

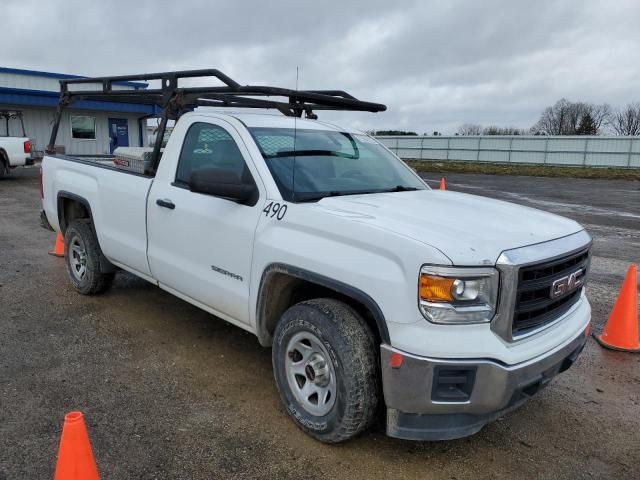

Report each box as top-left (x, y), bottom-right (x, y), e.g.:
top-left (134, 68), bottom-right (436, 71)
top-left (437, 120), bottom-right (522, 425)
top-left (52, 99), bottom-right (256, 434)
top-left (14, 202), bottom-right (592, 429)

top-left (156, 198), bottom-right (175, 210)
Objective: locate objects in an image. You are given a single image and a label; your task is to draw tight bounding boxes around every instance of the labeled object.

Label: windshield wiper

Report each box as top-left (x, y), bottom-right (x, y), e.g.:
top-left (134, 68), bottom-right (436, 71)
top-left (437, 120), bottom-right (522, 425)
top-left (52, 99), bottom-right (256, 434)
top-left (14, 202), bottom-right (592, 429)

top-left (381, 185), bottom-right (420, 192)
top-left (295, 186), bottom-right (420, 203)
top-left (295, 191), bottom-right (350, 202)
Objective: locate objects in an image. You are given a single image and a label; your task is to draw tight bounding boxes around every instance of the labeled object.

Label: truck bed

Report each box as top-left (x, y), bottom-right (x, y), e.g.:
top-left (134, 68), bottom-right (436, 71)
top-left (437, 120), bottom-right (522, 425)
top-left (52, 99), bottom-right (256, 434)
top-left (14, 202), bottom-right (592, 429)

top-left (42, 153), bottom-right (155, 278)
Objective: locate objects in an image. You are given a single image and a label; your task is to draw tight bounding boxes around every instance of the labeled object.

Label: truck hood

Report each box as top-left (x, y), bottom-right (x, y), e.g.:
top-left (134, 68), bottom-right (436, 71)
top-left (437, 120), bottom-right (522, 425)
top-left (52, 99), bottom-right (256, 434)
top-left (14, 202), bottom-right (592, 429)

top-left (313, 189), bottom-right (583, 265)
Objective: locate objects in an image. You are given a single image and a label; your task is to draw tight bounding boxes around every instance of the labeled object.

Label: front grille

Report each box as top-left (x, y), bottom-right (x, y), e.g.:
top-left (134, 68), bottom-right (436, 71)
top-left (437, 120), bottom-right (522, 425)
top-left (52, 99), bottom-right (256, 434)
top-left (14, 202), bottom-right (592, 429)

top-left (513, 248), bottom-right (590, 336)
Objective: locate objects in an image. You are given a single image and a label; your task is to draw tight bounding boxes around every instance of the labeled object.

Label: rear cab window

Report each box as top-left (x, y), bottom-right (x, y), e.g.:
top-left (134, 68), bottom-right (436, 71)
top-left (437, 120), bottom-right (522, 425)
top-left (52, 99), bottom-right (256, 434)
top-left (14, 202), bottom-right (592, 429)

top-left (175, 122), bottom-right (249, 186)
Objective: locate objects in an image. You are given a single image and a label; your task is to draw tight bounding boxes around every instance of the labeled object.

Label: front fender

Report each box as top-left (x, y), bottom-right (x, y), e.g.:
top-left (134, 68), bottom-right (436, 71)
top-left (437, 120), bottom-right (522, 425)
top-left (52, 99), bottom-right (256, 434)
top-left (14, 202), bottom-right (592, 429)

top-left (249, 201), bottom-right (451, 345)
top-left (255, 262), bottom-right (391, 346)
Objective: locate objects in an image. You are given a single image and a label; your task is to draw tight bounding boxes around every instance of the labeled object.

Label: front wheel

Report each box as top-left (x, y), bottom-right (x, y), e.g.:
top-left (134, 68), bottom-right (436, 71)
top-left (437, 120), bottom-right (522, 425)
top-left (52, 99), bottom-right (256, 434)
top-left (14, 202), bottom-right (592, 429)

top-left (272, 298), bottom-right (379, 443)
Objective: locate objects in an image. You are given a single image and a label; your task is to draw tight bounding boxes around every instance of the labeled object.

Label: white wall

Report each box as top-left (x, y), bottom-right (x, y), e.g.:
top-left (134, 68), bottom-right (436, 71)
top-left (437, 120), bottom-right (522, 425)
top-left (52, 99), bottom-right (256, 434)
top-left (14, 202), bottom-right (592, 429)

top-left (0, 70), bottom-right (147, 155)
top-left (15, 107), bottom-right (143, 155)
top-left (0, 71), bottom-right (139, 92)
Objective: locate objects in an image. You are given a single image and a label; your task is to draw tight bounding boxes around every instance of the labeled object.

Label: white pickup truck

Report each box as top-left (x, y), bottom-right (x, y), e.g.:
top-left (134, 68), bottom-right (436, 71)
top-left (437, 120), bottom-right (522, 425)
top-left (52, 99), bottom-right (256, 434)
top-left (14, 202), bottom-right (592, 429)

top-left (41, 70), bottom-right (591, 442)
top-left (0, 111), bottom-right (33, 177)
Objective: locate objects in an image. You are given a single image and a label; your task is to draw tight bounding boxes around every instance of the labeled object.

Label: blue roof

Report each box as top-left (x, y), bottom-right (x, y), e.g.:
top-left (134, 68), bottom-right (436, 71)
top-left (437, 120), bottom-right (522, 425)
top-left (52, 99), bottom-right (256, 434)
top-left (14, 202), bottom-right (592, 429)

top-left (0, 66), bottom-right (148, 89)
top-left (0, 86), bottom-right (159, 115)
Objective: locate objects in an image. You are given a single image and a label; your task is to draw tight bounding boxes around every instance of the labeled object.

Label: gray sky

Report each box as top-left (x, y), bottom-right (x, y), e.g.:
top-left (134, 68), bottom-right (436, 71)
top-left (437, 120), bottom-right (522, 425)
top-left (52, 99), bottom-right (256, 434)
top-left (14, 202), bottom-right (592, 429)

top-left (3, 0), bottom-right (639, 134)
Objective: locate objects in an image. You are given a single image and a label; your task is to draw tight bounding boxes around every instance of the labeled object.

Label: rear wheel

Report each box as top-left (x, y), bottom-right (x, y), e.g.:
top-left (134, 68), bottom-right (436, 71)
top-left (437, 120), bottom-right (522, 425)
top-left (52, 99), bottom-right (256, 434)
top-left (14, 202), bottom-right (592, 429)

top-left (272, 298), bottom-right (379, 443)
top-left (0, 152), bottom-right (8, 178)
top-left (64, 220), bottom-right (114, 294)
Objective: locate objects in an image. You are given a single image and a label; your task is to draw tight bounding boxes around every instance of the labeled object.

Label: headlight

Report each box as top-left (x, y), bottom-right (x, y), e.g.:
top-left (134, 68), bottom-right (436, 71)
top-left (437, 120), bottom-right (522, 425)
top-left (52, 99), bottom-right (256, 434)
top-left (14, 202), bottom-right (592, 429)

top-left (419, 266), bottom-right (499, 324)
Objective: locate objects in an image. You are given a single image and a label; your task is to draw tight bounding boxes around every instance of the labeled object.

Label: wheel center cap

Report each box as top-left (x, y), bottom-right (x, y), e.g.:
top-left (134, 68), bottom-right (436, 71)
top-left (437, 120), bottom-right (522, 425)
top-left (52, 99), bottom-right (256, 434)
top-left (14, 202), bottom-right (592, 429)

top-left (305, 364), bottom-right (316, 381)
top-left (306, 353), bottom-right (330, 387)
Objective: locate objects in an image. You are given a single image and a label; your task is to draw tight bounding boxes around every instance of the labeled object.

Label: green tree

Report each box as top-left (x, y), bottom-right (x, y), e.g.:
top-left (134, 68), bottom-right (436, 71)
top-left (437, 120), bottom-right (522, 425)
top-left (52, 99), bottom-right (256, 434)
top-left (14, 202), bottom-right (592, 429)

top-left (576, 111), bottom-right (597, 135)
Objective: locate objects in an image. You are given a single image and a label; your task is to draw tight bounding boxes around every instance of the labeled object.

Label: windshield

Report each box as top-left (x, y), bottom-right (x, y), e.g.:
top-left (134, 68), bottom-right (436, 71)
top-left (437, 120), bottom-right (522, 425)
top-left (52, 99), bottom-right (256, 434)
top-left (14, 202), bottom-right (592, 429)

top-left (249, 127), bottom-right (427, 202)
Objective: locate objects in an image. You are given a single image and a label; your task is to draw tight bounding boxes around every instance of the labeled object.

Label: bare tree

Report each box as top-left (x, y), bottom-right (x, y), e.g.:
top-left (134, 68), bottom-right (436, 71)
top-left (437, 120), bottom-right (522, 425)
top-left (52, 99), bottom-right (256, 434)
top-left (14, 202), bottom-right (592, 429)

top-left (482, 126), bottom-right (524, 135)
top-left (590, 103), bottom-right (612, 132)
top-left (457, 123), bottom-right (482, 136)
top-left (609, 103), bottom-right (640, 135)
top-left (532, 99), bottom-right (611, 135)
top-left (532, 99), bottom-right (571, 135)
top-left (566, 101), bottom-right (587, 133)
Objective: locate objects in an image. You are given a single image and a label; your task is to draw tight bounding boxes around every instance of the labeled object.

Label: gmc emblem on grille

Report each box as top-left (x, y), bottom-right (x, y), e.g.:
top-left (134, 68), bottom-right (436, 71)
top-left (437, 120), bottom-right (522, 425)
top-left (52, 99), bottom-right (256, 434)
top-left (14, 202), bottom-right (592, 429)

top-left (550, 268), bottom-right (585, 299)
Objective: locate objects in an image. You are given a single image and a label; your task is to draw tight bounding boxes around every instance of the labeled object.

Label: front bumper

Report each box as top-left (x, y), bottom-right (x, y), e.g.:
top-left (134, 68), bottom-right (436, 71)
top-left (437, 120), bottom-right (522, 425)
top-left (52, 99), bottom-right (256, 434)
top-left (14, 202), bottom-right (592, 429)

top-left (381, 326), bottom-right (589, 441)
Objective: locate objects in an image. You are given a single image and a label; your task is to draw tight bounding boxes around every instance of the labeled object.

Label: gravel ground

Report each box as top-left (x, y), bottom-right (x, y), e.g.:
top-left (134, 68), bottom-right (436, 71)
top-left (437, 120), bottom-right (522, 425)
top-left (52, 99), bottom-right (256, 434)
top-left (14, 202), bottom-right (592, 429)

top-left (1, 167), bottom-right (638, 479)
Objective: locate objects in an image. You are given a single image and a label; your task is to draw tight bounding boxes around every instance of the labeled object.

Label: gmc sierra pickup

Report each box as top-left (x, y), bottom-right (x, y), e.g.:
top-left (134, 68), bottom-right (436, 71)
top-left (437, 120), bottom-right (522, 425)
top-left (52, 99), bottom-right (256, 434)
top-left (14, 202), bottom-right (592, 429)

top-left (0, 111), bottom-right (32, 177)
top-left (41, 70), bottom-right (591, 442)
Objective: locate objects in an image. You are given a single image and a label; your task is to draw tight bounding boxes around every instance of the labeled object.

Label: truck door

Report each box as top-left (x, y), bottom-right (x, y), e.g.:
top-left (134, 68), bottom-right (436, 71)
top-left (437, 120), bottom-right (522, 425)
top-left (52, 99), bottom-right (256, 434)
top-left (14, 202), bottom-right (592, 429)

top-left (146, 119), bottom-right (263, 326)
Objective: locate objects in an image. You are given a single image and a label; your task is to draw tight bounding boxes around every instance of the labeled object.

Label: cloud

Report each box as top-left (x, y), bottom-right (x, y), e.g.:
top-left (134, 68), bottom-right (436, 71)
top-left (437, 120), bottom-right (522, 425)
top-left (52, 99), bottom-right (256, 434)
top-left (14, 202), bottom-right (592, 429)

top-left (2, 0), bottom-right (639, 133)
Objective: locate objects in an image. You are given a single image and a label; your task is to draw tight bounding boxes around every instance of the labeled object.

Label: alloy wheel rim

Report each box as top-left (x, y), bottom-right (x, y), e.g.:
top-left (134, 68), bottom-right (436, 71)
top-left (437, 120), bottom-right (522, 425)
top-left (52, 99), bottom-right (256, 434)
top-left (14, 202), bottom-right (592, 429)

top-left (284, 331), bottom-right (337, 417)
top-left (69, 235), bottom-right (87, 281)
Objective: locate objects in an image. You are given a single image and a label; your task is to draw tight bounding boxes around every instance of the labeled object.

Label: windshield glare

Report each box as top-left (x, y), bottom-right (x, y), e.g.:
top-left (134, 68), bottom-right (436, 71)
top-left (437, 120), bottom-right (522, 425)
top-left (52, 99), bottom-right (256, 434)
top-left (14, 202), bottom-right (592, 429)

top-left (250, 127), bottom-right (427, 202)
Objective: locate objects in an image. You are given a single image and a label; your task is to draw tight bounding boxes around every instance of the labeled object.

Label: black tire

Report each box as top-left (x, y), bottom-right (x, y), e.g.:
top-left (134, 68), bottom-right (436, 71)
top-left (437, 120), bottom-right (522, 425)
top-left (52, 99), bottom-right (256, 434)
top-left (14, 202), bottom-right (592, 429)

top-left (0, 152), bottom-right (8, 178)
top-left (272, 298), bottom-right (379, 443)
top-left (64, 219), bottom-right (114, 295)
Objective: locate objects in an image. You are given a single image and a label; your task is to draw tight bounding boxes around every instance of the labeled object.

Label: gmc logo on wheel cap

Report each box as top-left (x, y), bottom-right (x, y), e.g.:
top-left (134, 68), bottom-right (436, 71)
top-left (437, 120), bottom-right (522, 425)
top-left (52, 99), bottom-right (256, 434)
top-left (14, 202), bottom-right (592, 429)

top-left (550, 268), bottom-right (585, 299)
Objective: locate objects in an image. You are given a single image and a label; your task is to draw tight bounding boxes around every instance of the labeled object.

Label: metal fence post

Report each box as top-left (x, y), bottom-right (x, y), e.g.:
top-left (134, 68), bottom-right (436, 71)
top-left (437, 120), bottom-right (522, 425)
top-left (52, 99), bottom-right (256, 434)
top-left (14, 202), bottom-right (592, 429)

top-left (446, 137), bottom-right (450, 160)
top-left (583, 138), bottom-right (588, 166)
top-left (543, 137), bottom-right (549, 164)
top-left (628, 138), bottom-right (634, 168)
top-left (477, 137), bottom-right (481, 161)
top-left (395, 137), bottom-right (399, 155)
top-left (508, 137), bottom-right (514, 163)
top-left (420, 136), bottom-right (425, 160)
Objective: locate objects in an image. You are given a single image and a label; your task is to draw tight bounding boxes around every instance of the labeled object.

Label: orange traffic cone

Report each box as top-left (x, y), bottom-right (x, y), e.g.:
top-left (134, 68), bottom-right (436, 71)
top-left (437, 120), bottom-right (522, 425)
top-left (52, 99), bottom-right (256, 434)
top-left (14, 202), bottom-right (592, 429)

top-left (439, 177), bottom-right (446, 190)
top-left (54, 411), bottom-right (100, 480)
top-left (594, 264), bottom-right (639, 352)
top-left (49, 232), bottom-right (64, 257)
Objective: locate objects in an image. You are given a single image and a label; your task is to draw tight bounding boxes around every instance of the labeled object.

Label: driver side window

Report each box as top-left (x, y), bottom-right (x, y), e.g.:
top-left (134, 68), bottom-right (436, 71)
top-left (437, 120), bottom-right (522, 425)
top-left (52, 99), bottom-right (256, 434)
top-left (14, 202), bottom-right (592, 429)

top-left (175, 123), bottom-right (247, 185)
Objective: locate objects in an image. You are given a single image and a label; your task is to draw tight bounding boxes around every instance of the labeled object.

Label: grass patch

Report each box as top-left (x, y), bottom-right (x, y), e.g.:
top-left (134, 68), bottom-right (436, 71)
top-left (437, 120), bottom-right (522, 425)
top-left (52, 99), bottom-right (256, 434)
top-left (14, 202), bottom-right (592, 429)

top-left (404, 159), bottom-right (640, 181)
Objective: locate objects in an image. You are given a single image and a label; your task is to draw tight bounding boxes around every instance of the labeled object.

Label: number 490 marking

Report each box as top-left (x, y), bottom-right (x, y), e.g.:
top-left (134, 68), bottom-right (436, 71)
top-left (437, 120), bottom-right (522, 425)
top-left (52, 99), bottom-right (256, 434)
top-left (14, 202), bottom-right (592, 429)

top-left (263, 201), bottom-right (287, 220)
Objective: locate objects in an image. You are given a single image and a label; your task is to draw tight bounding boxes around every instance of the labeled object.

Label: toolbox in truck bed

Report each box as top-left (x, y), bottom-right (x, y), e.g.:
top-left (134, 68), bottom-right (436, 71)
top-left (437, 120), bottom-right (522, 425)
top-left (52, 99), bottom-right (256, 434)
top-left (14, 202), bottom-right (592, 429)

top-left (113, 147), bottom-right (163, 174)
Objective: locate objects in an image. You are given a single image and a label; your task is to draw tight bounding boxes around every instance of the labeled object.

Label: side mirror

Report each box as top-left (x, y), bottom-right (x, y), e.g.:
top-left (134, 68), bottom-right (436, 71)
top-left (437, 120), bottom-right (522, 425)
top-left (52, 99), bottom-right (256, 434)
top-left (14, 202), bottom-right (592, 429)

top-left (189, 167), bottom-right (257, 204)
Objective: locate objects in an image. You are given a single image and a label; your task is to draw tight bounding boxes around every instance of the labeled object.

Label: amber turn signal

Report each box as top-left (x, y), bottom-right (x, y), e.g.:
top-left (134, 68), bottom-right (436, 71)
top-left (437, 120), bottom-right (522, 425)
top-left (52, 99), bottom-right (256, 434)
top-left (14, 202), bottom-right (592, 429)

top-left (419, 274), bottom-right (455, 302)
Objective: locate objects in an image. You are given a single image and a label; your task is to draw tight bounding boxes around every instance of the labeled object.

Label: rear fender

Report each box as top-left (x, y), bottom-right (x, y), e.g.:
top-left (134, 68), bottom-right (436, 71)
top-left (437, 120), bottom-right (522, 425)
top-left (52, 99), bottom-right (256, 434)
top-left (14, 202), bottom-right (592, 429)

top-left (56, 191), bottom-right (116, 273)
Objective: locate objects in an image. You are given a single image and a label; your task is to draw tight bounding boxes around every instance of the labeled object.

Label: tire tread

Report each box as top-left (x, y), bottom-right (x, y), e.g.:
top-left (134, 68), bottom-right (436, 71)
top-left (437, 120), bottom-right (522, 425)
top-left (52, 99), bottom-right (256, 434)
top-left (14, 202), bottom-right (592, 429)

top-left (273, 298), bottom-right (380, 443)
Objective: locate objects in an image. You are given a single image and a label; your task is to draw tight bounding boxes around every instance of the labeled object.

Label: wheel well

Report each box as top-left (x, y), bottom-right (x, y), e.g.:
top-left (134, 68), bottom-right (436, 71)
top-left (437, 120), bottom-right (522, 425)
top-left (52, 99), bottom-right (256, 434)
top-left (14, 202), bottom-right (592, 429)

top-left (0, 149), bottom-right (7, 166)
top-left (58, 196), bottom-right (91, 234)
top-left (56, 193), bottom-right (116, 273)
top-left (257, 266), bottom-right (389, 347)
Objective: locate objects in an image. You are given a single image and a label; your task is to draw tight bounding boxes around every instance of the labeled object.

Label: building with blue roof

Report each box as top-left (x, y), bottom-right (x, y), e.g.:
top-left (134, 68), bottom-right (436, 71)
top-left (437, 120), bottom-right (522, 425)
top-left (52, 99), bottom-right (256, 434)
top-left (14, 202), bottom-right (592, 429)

top-left (0, 67), bottom-right (159, 156)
